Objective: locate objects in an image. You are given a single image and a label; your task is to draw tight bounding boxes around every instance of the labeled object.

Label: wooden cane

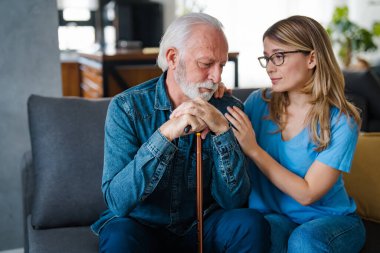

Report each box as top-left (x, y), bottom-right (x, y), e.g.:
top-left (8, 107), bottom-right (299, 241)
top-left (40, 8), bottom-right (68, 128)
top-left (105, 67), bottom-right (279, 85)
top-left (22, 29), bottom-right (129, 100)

top-left (196, 132), bottom-right (203, 253)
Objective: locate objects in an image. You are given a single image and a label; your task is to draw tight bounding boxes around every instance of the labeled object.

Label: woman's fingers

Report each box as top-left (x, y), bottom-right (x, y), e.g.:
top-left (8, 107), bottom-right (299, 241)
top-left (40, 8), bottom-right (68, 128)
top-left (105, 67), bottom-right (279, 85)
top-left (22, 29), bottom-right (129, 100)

top-left (226, 106), bottom-right (245, 128)
top-left (213, 81), bottom-right (230, 98)
top-left (225, 112), bottom-right (240, 131)
top-left (230, 106), bottom-right (249, 120)
top-left (213, 83), bottom-right (223, 98)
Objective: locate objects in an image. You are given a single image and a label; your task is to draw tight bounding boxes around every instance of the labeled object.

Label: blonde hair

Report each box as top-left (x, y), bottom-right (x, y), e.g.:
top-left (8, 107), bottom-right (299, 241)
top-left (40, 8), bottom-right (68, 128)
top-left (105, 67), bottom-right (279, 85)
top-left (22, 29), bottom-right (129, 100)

top-left (262, 15), bottom-right (361, 151)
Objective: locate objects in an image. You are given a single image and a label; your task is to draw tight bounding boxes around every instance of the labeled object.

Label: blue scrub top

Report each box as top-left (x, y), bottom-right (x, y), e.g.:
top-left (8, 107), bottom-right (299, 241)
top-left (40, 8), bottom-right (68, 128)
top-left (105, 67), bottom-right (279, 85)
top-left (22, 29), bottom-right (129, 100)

top-left (245, 89), bottom-right (358, 224)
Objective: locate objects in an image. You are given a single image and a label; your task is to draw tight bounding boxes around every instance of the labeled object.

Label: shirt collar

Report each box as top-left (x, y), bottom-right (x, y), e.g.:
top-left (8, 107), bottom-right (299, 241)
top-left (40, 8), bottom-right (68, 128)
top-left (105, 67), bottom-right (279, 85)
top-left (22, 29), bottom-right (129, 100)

top-left (154, 71), bottom-right (172, 111)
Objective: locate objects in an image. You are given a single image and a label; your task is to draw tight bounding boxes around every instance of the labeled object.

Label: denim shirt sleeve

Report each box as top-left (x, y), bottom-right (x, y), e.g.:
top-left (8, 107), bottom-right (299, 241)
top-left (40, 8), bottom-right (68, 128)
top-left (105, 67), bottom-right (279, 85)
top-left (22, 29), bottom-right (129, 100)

top-left (101, 97), bottom-right (177, 217)
top-left (211, 128), bottom-right (250, 209)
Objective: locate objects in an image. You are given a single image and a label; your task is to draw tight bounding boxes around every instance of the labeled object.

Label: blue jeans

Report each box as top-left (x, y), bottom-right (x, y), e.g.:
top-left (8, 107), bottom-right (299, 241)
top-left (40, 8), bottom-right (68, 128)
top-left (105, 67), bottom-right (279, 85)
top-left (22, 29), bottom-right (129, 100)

top-left (264, 213), bottom-right (366, 253)
top-left (99, 208), bottom-right (270, 253)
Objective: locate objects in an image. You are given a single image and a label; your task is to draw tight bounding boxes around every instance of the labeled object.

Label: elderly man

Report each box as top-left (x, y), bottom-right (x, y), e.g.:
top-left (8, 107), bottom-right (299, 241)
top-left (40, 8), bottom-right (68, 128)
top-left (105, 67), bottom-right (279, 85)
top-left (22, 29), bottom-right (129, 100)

top-left (92, 13), bottom-right (270, 253)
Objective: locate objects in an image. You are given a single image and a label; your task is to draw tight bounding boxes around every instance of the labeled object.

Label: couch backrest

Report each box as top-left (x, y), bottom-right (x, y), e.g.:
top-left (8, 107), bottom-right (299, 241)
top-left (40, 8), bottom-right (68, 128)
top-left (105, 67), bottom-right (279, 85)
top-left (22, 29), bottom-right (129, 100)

top-left (28, 95), bottom-right (111, 229)
top-left (232, 88), bottom-right (257, 103)
top-left (344, 70), bottom-right (380, 131)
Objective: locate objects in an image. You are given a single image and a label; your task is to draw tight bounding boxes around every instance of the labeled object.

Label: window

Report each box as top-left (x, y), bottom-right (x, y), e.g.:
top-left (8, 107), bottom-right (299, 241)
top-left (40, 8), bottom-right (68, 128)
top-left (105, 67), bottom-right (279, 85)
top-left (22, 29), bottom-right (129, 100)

top-left (184, 0), bottom-right (335, 88)
top-left (57, 0), bottom-right (98, 51)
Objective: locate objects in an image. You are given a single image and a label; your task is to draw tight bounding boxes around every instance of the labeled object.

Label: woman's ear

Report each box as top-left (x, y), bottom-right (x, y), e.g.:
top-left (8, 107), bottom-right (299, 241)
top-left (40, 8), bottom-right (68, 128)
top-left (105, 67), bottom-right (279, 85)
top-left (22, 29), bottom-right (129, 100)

top-left (307, 50), bottom-right (317, 69)
top-left (166, 48), bottom-right (178, 70)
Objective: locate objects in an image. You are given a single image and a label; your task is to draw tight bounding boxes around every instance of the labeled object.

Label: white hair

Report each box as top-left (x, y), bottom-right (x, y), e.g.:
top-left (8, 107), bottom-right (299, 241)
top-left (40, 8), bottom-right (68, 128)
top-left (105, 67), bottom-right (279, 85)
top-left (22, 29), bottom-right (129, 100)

top-left (157, 12), bottom-right (226, 71)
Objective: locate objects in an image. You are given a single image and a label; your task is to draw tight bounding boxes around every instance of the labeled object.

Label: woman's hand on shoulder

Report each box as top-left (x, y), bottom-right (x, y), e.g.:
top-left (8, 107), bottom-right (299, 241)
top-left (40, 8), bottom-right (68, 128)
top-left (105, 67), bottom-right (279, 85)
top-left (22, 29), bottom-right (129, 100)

top-left (213, 82), bottom-right (232, 99)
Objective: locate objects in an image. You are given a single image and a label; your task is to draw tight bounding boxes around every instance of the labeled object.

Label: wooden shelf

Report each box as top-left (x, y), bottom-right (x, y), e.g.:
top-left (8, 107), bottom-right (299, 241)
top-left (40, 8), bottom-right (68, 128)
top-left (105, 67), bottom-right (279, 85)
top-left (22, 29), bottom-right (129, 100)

top-left (61, 49), bottom-right (239, 98)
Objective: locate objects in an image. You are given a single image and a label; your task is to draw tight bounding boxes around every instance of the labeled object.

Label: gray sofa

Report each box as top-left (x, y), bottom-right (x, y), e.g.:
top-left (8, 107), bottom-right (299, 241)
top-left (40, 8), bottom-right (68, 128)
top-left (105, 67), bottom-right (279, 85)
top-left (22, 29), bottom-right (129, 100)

top-left (23, 90), bottom-right (380, 252)
top-left (23, 95), bottom-right (110, 253)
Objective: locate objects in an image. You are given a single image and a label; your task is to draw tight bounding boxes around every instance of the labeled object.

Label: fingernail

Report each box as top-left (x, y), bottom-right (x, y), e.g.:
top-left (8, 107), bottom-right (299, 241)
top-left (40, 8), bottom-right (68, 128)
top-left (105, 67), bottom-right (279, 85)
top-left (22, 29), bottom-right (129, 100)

top-left (184, 125), bottom-right (191, 133)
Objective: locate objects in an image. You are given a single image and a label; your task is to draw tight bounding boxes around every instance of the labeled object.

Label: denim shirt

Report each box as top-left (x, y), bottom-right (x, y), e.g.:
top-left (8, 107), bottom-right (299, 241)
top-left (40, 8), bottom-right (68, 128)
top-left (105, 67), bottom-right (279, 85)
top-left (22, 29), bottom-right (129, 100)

top-left (91, 72), bottom-right (250, 236)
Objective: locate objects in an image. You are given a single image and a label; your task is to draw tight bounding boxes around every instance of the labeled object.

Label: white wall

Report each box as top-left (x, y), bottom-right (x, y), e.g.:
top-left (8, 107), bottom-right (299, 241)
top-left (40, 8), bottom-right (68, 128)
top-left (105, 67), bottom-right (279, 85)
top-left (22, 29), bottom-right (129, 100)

top-left (349, 0), bottom-right (380, 64)
top-left (182, 0), bottom-right (380, 87)
top-left (0, 0), bottom-right (61, 250)
top-left (200, 0), bottom-right (338, 87)
top-left (349, 0), bottom-right (380, 29)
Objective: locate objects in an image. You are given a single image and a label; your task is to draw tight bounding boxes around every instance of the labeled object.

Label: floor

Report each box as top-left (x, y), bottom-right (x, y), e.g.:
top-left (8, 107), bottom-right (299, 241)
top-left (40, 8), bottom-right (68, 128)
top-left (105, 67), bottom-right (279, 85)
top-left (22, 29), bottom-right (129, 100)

top-left (0, 249), bottom-right (23, 253)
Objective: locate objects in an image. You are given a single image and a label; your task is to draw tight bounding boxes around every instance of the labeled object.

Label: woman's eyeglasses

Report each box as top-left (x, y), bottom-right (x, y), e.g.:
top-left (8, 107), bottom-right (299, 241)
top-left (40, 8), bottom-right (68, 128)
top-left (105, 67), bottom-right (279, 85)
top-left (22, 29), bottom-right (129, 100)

top-left (258, 50), bottom-right (310, 68)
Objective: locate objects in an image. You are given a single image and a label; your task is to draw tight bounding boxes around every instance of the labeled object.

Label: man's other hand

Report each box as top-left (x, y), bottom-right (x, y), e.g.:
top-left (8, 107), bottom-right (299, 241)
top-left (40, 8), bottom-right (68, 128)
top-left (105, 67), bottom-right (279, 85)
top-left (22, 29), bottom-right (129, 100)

top-left (159, 113), bottom-right (208, 141)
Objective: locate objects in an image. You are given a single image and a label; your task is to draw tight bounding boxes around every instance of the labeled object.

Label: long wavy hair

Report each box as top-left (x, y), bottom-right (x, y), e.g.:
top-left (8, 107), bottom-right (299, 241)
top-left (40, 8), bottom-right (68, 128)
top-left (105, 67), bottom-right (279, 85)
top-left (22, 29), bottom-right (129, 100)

top-left (262, 15), bottom-right (361, 151)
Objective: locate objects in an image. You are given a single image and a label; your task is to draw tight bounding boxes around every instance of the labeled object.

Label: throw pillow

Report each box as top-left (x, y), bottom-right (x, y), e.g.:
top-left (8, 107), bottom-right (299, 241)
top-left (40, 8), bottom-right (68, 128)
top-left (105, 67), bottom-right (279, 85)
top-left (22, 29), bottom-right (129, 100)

top-left (28, 95), bottom-right (109, 228)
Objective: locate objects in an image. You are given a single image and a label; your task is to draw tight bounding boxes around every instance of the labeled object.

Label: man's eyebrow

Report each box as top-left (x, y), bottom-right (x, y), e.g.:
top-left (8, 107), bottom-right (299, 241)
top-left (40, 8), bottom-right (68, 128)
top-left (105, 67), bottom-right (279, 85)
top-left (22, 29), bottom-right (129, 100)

top-left (197, 57), bottom-right (227, 64)
top-left (197, 57), bottom-right (214, 61)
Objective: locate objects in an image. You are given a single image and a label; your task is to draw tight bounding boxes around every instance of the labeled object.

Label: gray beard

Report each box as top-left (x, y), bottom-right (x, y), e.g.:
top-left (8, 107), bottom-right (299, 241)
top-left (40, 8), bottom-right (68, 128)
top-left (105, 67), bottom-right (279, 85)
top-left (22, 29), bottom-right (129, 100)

top-left (174, 61), bottom-right (218, 101)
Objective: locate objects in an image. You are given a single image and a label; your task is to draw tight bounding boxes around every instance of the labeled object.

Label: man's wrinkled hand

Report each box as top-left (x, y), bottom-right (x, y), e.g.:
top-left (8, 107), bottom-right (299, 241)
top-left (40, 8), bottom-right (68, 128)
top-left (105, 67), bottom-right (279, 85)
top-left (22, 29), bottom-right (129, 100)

top-left (170, 98), bottom-right (229, 138)
top-left (160, 113), bottom-right (208, 141)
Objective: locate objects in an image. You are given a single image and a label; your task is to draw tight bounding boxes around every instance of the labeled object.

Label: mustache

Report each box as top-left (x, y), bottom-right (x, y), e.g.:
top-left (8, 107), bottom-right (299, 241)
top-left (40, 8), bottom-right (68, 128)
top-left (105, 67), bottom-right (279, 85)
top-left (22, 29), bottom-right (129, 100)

top-left (196, 81), bottom-right (217, 90)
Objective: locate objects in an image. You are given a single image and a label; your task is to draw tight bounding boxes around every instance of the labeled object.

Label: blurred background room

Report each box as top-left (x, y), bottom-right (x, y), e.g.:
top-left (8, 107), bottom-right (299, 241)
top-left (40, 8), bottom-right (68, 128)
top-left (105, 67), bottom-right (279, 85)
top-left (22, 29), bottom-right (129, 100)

top-left (0, 0), bottom-right (379, 252)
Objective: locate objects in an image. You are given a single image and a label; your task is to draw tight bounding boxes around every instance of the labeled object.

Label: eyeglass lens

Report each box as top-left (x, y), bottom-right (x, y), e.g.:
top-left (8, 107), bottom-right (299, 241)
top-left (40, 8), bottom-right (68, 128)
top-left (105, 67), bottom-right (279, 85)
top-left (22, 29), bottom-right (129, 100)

top-left (259, 53), bottom-right (284, 68)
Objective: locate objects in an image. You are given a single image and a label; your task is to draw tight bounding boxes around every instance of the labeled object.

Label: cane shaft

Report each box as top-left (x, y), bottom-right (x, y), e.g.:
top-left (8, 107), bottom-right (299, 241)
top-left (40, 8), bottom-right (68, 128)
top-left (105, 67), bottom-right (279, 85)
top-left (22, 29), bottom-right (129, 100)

top-left (196, 133), bottom-right (203, 253)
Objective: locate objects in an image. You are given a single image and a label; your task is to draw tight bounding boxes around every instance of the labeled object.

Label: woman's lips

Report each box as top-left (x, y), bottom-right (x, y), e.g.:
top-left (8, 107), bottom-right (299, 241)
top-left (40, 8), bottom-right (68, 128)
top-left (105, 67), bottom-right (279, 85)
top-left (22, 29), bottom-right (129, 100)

top-left (270, 77), bottom-right (281, 84)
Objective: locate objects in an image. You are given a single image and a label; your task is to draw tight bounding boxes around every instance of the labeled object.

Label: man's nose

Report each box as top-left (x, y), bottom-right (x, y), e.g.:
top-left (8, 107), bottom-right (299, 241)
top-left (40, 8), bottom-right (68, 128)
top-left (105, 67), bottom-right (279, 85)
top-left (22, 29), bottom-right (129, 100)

top-left (209, 65), bottom-right (222, 84)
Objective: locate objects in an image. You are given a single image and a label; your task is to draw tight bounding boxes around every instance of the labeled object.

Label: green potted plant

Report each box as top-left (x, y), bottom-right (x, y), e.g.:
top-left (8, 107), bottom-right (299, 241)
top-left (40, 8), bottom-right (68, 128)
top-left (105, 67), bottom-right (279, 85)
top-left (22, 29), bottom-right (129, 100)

top-left (327, 5), bottom-right (378, 68)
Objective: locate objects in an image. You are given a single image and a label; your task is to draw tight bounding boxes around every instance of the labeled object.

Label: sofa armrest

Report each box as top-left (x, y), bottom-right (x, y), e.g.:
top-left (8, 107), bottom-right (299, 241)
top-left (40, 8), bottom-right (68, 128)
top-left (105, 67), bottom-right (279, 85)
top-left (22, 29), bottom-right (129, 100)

top-left (344, 132), bottom-right (380, 222)
top-left (21, 150), bottom-right (34, 253)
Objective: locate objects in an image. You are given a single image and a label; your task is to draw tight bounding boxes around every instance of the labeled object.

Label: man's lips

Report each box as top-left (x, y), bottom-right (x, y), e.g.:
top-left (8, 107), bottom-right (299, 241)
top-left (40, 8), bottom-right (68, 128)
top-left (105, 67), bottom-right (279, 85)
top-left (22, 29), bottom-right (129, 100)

top-left (199, 87), bottom-right (214, 93)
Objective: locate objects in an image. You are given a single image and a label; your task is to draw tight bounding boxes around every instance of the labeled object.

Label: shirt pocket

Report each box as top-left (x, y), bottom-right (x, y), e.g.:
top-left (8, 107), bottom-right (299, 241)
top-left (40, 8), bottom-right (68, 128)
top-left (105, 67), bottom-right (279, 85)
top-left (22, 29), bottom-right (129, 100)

top-left (188, 151), bottom-right (212, 189)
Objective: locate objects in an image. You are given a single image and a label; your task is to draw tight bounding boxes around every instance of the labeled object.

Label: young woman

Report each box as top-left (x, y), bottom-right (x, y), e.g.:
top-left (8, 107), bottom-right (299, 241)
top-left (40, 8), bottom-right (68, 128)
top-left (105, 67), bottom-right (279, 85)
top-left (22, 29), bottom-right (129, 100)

top-left (226, 16), bottom-right (366, 253)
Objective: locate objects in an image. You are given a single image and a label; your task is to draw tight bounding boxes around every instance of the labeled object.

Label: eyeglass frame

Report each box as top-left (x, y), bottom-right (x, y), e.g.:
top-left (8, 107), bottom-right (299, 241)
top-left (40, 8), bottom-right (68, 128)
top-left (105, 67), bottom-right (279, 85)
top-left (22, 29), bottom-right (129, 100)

top-left (257, 50), bottom-right (311, 68)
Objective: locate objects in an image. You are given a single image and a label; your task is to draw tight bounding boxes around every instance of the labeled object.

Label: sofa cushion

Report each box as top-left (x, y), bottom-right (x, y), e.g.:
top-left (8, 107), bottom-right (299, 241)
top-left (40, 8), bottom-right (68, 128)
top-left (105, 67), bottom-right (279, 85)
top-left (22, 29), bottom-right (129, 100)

top-left (27, 216), bottom-right (98, 253)
top-left (344, 132), bottom-right (380, 223)
top-left (28, 95), bottom-right (110, 228)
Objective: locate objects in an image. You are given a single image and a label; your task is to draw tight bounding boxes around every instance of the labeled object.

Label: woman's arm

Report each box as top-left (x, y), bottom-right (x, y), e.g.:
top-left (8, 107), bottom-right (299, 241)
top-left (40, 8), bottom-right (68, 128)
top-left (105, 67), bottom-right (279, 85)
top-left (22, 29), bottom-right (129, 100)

top-left (225, 106), bottom-right (340, 206)
top-left (249, 147), bottom-right (340, 205)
